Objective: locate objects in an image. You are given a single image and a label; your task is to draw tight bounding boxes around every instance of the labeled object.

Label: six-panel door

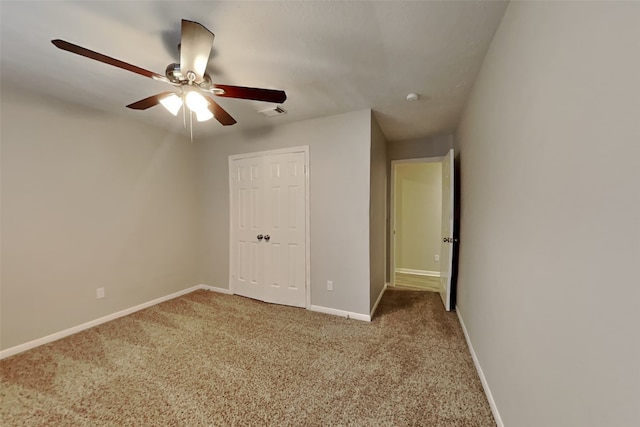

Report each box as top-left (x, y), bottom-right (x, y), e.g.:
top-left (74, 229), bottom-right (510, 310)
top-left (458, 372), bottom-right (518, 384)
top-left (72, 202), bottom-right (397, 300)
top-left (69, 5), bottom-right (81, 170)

top-left (230, 150), bottom-right (307, 308)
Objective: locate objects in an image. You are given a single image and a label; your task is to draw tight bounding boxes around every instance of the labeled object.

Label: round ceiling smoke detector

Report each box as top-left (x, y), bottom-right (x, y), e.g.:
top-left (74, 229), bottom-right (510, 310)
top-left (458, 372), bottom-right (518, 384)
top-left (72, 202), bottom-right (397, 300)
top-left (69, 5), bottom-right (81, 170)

top-left (406, 93), bottom-right (419, 101)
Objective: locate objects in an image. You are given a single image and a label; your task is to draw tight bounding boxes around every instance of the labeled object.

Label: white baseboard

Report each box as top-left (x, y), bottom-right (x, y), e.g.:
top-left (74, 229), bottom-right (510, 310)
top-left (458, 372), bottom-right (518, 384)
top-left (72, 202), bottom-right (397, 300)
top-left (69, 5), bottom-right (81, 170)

top-left (309, 305), bottom-right (370, 322)
top-left (0, 284), bottom-right (227, 360)
top-left (212, 284), bottom-right (371, 322)
top-left (370, 283), bottom-right (387, 319)
top-left (1, 283), bottom-right (376, 359)
top-left (395, 268), bottom-right (440, 277)
top-left (456, 307), bottom-right (503, 427)
top-left (199, 284), bottom-right (233, 295)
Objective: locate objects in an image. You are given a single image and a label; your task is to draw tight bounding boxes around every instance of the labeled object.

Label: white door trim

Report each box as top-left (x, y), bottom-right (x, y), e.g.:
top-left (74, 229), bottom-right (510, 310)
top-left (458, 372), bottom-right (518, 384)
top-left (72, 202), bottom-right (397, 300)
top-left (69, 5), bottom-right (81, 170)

top-left (390, 156), bottom-right (444, 287)
top-left (228, 146), bottom-right (311, 309)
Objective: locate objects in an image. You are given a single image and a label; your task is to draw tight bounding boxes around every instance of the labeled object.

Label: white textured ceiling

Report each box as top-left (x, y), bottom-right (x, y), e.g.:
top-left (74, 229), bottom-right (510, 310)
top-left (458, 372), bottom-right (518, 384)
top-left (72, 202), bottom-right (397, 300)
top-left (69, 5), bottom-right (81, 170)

top-left (0, 1), bottom-right (507, 142)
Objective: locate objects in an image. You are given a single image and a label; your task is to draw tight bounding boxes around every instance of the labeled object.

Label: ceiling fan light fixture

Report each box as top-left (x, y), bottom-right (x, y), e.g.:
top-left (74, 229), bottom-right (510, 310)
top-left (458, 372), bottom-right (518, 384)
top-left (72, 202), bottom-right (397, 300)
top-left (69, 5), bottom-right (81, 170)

top-left (185, 90), bottom-right (213, 121)
top-left (159, 93), bottom-right (183, 116)
top-left (185, 90), bottom-right (207, 111)
top-left (195, 108), bottom-right (214, 122)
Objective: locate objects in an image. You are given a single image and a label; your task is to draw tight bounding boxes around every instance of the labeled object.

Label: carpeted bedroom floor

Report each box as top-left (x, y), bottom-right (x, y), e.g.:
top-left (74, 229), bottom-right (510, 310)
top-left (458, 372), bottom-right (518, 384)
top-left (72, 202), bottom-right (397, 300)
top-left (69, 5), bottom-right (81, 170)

top-left (0, 288), bottom-right (495, 426)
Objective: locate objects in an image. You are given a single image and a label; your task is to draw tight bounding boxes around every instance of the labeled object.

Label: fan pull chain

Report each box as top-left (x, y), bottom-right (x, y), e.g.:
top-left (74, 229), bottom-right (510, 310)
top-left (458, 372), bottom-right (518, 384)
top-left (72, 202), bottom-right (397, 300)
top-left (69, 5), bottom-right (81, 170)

top-left (190, 110), bottom-right (194, 143)
top-left (183, 101), bottom-right (187, 129)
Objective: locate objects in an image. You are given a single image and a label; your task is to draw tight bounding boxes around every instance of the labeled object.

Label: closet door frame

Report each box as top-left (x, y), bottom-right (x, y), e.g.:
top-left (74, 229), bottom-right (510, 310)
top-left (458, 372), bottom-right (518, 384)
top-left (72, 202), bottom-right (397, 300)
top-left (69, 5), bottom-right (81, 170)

top-left (228, 145), bottom-right (311, 309)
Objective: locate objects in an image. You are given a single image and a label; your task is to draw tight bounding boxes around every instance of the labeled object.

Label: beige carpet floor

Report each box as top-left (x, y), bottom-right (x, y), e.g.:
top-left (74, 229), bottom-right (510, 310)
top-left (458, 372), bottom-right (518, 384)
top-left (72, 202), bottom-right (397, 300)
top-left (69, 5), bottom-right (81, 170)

top-left (1, 289), bottom-right (495, 426)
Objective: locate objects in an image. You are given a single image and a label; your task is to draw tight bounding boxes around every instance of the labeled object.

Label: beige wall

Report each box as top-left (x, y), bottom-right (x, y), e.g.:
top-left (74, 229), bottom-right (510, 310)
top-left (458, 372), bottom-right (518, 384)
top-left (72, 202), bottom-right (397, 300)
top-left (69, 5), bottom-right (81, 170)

top-left (1, 88), bottom-right (199, 350)
top-left (196, 109), bottom-right (373, 316)
top-left (387, 133), bottom-right (453, 163)
top-left (455, 2), bottom-right (640, 426)
top-left (394, 162), bottom-right (442, 273)
top-left (369, 113), bottom-right (387, 311)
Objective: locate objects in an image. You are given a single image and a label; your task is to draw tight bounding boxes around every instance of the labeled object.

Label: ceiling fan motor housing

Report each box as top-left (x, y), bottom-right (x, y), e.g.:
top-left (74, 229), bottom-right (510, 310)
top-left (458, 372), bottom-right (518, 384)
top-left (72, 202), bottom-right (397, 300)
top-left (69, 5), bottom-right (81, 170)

top-left (165, 63), bottom-right (215, 91)
top-left (165, 63), bottom-right (184, 84)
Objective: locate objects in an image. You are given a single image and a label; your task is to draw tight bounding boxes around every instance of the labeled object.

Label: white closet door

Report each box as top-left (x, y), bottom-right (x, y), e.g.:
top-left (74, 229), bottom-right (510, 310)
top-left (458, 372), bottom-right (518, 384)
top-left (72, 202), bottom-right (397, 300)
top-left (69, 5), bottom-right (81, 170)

top-left (230, 156), bottom-right (265, 302)
top-left (263, 152), bottom-right (306, 307)
top-left (229, 148), bottom-right (307, 308)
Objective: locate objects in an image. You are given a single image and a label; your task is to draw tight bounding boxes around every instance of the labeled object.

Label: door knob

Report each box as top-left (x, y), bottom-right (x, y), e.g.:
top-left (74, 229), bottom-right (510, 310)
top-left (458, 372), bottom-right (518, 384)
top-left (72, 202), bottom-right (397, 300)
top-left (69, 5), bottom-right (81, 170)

top-left (257, 234), bottom-right (263, 241)
top-left (264, 235), bottom-right (270, 242)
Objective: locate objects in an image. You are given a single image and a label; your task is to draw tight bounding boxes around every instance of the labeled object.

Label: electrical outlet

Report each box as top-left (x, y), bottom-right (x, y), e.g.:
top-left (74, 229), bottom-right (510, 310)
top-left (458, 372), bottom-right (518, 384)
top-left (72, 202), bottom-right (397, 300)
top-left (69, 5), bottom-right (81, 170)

top-left (327, 280), bottom-right (333, 291)
top-left (96, 287), bottom-right (105, 299)
top-left (435, 254), bottom-right (440, 262)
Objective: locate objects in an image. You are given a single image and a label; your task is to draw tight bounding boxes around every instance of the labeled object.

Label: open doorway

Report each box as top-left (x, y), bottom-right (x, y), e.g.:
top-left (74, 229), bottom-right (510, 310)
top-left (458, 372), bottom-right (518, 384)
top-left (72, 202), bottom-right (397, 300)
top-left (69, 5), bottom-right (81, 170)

top-left (390, 158), bottom-right (443, 293)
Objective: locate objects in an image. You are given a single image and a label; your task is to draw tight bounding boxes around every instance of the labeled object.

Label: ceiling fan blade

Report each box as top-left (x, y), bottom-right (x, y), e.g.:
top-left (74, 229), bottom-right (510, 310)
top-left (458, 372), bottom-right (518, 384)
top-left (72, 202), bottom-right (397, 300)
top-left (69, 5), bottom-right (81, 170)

top-left (213, 84), bottom-right (287, 104)
top-left (180, 20), bottom-right (214, 83)
top-left (126, 92), bottom-right (174, 110)
top-left (205, 96), bottom-right (237, 126)
top-left (51, 39), bottom-right (169, 83)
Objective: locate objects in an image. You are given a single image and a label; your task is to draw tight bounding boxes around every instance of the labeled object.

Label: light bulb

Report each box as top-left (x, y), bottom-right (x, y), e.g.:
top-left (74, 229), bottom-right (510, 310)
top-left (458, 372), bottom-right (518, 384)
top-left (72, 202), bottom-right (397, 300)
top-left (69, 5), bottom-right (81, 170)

top-left (159, 93), bottom-right (183, 116)
top-left (185, 91), bottom-right (208, 112)
top-left (195, 108), bottom-right (214, 122)
top-left (185, 91), bottom-right (213, 122)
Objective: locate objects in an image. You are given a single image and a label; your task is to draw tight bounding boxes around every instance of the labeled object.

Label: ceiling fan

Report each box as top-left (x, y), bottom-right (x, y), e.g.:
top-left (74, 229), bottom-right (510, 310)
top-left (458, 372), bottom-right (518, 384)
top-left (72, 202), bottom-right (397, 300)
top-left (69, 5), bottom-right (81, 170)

top-left (51, 19), bottom-right (287, 128)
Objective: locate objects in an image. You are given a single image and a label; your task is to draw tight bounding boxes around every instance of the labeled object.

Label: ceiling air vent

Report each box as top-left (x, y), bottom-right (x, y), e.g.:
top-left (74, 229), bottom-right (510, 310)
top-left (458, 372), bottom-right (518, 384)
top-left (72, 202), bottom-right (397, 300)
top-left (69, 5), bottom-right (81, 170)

top-left (259, 106), bottom-right (287, 117)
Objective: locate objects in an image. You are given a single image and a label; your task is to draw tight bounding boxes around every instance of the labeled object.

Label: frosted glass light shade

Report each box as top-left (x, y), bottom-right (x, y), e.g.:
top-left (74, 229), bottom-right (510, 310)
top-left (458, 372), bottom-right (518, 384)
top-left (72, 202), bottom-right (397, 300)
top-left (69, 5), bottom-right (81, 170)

top-left (159, 93), bottom-right (183, 116)
top-left (195, 108), bottom-right (214, 122)
top-left (185, 91), bottom-right (213, 122)
top-left (185, 91), bottom-right (207, 111)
